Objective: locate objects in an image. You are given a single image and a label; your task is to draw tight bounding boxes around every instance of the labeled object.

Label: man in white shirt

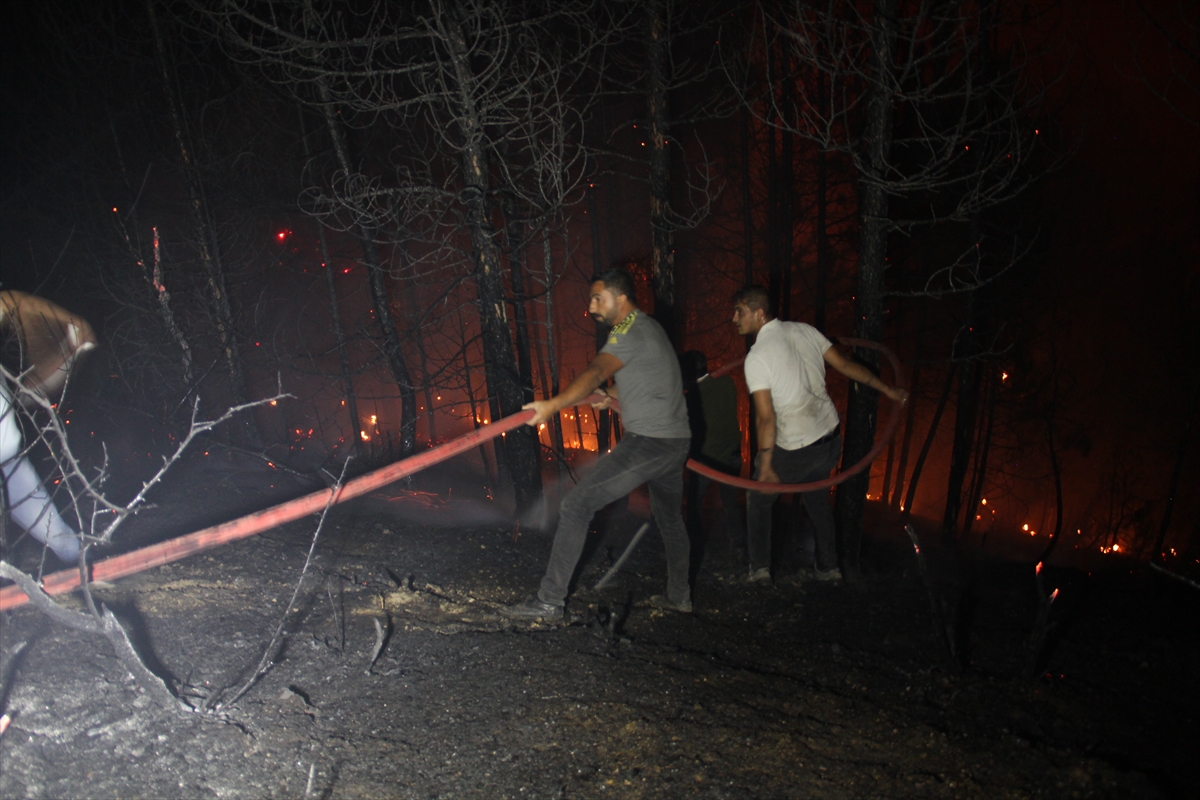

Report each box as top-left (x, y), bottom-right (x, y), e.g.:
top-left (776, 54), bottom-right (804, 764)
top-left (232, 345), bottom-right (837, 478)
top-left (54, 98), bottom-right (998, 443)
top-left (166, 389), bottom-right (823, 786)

top-left (732, 286), bottom-right (906, 584)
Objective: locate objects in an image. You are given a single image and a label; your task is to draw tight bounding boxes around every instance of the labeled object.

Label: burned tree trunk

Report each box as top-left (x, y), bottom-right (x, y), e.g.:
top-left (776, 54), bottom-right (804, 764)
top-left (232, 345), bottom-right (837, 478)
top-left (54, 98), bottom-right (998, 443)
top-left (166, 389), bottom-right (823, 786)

top-left (943, 296), bottom-right (982, 542)
top-left (902, 363), bottom-right (957, 517)
top-left (444, 18), bottom-right (541, 512)
top-left (503, 203), bottom-right (536, 408)
top-left (587, 185), bottom-right (612, 452)
top-left (300, 106), bottom-right (361, 455)
top-left (647, 0), bottom-right (677, 344)
top-left (891, 328), bottom-right (923, 508)
top-left (741, 106), bottom-right (754, 287)
top-left (315, 80), bottom-right (416, 460)
top-left (834, 0), bottom-right (896, 582)
top-left (542, 224), bottom-right (567, 464)
top-left (148, 0), bottom-right (259, 448)
top-left (316, 222), bottom-right (361, 455)
top-left (962, 370), bottom-right (997, 539)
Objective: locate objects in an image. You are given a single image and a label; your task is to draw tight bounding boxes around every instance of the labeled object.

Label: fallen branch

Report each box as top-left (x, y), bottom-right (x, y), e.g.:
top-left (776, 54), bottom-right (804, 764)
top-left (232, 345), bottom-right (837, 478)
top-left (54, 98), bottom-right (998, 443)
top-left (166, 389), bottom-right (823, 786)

top-left (903, 525), bottom-right (959, 670)
top-left (366, 616), bottom-right (391, 674)
top-left (0, 561), bottom-right (186, 712)
top-left (1149, 560), bottom-right (1200, 591)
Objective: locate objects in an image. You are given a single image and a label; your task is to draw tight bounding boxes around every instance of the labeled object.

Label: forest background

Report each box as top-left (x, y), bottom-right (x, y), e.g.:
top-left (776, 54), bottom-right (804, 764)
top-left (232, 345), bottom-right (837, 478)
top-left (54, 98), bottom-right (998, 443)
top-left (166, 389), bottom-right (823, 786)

top-left (0, 0), bottom-right (1195, 576)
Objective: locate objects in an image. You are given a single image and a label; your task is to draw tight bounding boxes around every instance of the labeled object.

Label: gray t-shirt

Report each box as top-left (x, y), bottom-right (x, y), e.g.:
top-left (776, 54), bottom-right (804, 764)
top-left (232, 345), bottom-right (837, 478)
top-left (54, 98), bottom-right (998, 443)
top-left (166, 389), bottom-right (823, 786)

top-left (600, 310), bottom-right (691, 439)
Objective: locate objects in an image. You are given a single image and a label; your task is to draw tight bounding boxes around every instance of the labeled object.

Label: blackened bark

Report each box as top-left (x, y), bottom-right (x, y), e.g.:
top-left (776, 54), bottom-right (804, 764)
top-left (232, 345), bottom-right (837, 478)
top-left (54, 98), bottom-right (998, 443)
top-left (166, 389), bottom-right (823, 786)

top-left (962, 371), bottom-right (996, 539)
top-left (902, 364), bottom-right (957, 517)
top-left (834, 0), bottom-right (896, 581)
top-left (444, 18), bottom-right (541, 511)
top-left (589, 184), bottom-right (612, 452)
top-left (647, 0), bottom-right (677, 344)
top-left (815, 72), bottom-right (829, 332)
top-left (741, 106), bottom-right (754, 286)
top-left (148, 0), bottom-right (259, 447)
top-left (315, 79), bottom-right (415, 459)
top-left (364, 238), bottom-right (416, 459)
top-left (891, 328), bottom-right (923, 508)
top-left (766, 96), bottom-right (781, 314)
top-left (299, 105), bottom-right (361, 456)
top-left (405, 285), bottom-right (438, 443)
top-left (542, 225), bottom-right (567, 463)
top-left (503, 209), bottom-right (536, 406)
top-left (778, 52), bottom-right (795, 322)
top-left (316, 223), bottom-right (361, 456)
top-left (460, 329), bottom-right (495, 486)
top-left (942, 294), bottom-right (981, 543)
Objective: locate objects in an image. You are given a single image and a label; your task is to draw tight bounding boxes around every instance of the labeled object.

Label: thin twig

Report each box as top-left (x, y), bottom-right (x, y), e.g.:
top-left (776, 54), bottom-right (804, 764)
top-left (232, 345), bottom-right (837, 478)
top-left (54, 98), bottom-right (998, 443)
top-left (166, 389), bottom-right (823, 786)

top-left (366, 616), bottom-right (391, 674)
top-left (217, 458), bottom-right (351, 710)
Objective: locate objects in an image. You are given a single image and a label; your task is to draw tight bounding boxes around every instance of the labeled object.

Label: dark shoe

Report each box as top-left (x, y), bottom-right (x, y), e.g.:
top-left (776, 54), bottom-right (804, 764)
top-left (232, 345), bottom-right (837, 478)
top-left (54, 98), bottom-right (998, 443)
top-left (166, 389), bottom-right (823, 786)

top-left (500, 595), bottom-right (564, 620)
top-left (649, 594), bottom-right (692, 613)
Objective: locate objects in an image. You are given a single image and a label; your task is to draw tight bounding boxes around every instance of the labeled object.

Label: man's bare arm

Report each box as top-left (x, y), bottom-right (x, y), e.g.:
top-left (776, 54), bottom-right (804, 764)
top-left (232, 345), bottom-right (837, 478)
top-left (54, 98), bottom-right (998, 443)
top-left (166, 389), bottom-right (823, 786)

top-left (823, 346), bottom-right (908, 403)
top-left (523, 353), bottom-right (624, 426)
top-left (751, 389), bottom-right (781, 488)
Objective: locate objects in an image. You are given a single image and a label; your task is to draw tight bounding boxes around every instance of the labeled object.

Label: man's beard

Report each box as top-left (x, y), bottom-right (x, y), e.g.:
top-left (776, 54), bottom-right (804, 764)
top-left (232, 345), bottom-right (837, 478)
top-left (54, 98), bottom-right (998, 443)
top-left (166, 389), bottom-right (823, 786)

top-left (590, 312), bottom-right (607, 324)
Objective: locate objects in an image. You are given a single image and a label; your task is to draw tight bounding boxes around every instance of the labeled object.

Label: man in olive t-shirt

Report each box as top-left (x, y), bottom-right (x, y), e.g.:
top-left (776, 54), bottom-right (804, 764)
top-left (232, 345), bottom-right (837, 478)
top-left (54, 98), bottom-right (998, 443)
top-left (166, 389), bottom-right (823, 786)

top-left (502, 269), bottom-right (693, 619)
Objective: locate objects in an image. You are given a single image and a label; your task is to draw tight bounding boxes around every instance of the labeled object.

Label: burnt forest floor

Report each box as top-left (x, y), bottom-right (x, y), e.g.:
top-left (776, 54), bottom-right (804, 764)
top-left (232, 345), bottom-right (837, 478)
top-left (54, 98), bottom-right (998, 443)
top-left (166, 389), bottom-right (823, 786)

top-left (1, 454), bottom-right (1197, 799)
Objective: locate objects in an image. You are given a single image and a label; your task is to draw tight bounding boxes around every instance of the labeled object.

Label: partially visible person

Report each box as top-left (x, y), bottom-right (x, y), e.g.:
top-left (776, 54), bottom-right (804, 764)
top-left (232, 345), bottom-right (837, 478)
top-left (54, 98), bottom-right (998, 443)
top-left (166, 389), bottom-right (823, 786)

top-left (681, 350), bottom-right (745, 563)
top-left (1, 290), bottom-right (97, 563)
top-left (502, 268), bottom-right (693, 618)
top-left (732, 286), bottom-right (906, 584)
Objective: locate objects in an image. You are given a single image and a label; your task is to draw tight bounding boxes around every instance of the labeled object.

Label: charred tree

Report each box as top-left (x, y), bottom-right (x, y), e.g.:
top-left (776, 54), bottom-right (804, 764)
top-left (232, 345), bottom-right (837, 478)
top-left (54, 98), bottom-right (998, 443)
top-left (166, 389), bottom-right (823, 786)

top-left (942, 291), bottom-right (982, 542)
top-left (646, 0), bottom-right (677, 344)
top-left (441, 15), bottom-right (540, 510)
top-left (833, 0), bottom-right (896, 581)
top-left (148, 0), bottom-right (259, 448)
top-left (902, 364), bottom-right (957, 518)
top-left (314, 80), bottom-right (416, 460)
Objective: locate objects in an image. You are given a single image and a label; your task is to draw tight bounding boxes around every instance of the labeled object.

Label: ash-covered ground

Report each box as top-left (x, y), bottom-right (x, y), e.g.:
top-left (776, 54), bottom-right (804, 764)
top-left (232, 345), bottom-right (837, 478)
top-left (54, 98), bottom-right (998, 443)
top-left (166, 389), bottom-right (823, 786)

top-left (0, 455), bottom-right (1196, 799)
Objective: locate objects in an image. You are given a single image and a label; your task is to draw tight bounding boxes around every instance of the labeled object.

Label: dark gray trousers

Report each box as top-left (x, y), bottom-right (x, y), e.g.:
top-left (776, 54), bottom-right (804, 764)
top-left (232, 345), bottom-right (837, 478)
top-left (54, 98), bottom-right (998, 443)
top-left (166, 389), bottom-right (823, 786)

top-left (538, 433), bottom-right (691, 607)
top-left (747, 435), bottom-right (842, 573)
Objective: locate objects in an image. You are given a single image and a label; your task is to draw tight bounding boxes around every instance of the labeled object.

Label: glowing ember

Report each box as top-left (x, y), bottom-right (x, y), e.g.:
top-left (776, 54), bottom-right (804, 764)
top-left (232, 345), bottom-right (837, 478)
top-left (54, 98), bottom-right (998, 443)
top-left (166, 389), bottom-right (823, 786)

top-left (1023, 524), bottom-right (1029, 531)
top-left (1049, 588), bottom-right (1059, 602)
top-left (981, 498), bottom-right (987, 505)
top-left (1036, 561), bottom-right (1043, 574)
top-left (360, 431), bottom-right (370, 441)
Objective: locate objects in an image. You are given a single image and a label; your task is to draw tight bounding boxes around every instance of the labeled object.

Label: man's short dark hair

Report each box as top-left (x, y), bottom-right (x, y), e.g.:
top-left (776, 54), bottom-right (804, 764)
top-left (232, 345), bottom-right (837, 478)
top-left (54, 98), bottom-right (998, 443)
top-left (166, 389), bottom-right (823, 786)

top-left (732, 285), bottom-right (771, 314)
top-left (592, 268), bottom-right (636, 303)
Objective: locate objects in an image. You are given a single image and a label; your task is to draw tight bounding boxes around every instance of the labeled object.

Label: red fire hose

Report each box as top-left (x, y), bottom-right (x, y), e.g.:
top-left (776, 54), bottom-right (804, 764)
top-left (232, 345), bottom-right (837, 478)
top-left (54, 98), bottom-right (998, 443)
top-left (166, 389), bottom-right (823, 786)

top-left (687, 337), bottom-right (904, 492)
top-left (0, 338), bottom-right (902, 611)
